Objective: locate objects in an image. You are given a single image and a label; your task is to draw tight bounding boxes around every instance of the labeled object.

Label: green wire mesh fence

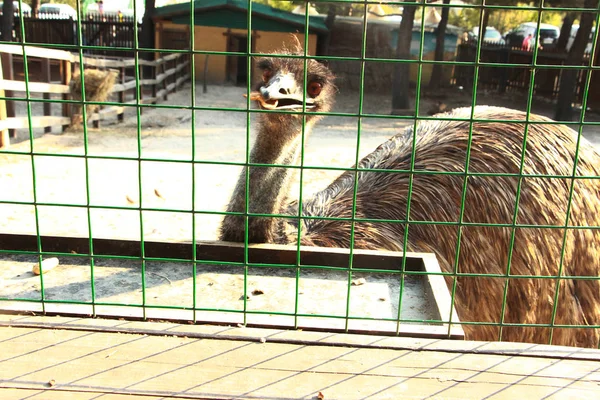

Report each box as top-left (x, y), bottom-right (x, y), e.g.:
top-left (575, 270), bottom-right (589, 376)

top-left (1, 0), bottom-right (600, 347)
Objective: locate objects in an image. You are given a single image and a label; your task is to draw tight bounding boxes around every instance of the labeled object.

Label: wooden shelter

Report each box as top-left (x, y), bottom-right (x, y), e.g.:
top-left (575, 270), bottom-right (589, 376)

top-left (153, 0), bottom-right (328, 85)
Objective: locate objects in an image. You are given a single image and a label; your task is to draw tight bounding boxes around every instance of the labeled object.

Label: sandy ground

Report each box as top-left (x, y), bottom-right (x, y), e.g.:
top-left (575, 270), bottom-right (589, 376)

top-left (0, 253), bottom-right (435, 332)
top-left (1, 83), bottom-right (416, 242)
top-left (0, 84), bottom-right (427, 328)
top-left (3, 83), bottom-right (600, 242)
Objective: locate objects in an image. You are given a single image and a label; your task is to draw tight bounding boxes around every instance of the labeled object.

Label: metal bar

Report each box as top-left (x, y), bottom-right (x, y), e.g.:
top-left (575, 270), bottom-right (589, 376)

top-left (0, 0), bottom-right (598, 345)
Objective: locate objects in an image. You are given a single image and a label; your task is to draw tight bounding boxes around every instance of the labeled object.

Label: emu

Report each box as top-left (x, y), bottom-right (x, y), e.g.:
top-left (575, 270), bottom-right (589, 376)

top-left (220, 45), bottom-right (600, 348)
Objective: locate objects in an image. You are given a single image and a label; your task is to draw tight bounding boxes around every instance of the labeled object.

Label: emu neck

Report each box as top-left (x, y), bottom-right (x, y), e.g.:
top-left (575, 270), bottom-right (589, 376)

top-left (220, 117), bottom-right (313, 243)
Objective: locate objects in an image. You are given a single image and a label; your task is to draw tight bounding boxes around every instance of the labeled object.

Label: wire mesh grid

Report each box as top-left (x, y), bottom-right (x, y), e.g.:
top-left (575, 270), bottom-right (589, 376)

top-left (1, 0), bottom-right (600, 347)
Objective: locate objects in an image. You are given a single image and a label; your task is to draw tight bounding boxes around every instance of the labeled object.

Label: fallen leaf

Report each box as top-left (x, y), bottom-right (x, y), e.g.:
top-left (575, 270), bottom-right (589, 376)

top-left (243, 91), bottom-right (278, 109)
top-left (126, 195), bottom-right (136, 204)
top-left (47, 379), bottom-right (56, 387)
top-left (317, 391), bottom-right (325, 399)
top-left (154, 188), bottom-right (164, 199)
top-left (351, 277), bottom-right (366, 286)
top-left (32, 257), bottom-right (59, 275)
top-left (105, 350), bottom-right (118, 358)
top-left (252, 289), bottom-right (264, 296)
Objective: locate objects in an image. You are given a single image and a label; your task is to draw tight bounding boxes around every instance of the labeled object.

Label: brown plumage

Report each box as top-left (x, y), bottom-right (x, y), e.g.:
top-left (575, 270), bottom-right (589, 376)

top-left (220, 46), bottom-right (600, 348)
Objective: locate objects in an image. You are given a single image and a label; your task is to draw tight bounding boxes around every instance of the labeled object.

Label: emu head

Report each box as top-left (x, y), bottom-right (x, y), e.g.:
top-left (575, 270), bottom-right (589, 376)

top-left (252, 43), bottom-right (336, 127)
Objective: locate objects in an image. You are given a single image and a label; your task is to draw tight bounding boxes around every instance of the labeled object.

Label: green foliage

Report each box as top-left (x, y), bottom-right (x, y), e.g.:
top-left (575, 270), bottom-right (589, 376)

top-left (495, 9), bottom-right (563, 34)
top-left (252, 0), bottom-right (296, 12)
top-left (448, 2), bottom-right (565, 34)
top-left (34, 0), bottom-right (78, 7)
top-left (254, 0), bottom-right (374, 17)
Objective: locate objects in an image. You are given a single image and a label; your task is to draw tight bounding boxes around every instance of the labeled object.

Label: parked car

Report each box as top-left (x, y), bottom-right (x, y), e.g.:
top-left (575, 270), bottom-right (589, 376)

top-left (0, 1), bottom-right (32, 16)
top-left (505, 22), bottom-right (560, 50)
top-left (470, 26), bottom-right (506, 45)
top-left (38, 3), bottom-right (78, 20)
top-left (566, 24), bottom-right (596, 53)
top-left (87, 9), bottom-right (144, 24)
top-left (86, 2), bottom-right (144, 23)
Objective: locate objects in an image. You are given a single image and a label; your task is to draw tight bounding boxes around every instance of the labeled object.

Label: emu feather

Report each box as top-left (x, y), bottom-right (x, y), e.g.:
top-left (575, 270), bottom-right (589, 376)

top-left (220, 45), bottom-right (600, 348)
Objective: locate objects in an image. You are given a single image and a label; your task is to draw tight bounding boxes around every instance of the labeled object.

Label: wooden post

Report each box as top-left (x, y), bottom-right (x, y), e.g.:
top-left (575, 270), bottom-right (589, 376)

top-left (1, 53), bottom-right (15, 138)
top-left (172, 58), bottom-right (177, 93)
top-left (185, 24), bottom-right (192, 88)
top-left (41, 58), bottom-right (52, 133)
top-left (186, 53), bottom-right (191, 86)
top-left (152, 60), bottom-right (157, 104)
top-left (61, 59), bottom-right (72, 132)
top-left (162, 61), bottom-right (167, 101)
top-left (498, 47), bottom-right (509, 94)
top-left (138, 62), bottom-right (143, 115)
top-left (93, 67), bottom-right (101, 130)
top-left (203, 54), bottom-right (209, 94)
top-left (154, 22), bottom-right (162, 64)
top-left (180, 54), bottom-right (187, 89)
top-left (0, 57), bottom-right (9, 148)
top-left (118, 67), bottom-right (125, 122)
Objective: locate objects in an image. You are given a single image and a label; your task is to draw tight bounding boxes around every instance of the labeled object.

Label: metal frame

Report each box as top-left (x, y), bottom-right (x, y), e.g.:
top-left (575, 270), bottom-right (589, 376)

top-left (0, 0), bottom-right (599, 344)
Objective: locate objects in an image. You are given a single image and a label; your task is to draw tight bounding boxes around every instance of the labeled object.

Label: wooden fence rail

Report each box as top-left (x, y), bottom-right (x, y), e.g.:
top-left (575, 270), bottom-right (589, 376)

top-left (0, 45), bottom-right (190, 148)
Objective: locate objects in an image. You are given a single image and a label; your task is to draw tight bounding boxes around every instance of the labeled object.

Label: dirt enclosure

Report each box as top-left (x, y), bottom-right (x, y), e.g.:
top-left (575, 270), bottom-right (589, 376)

top-left (1, 83), bottom-right (599, 330)
top-left (3, 83), bottom-right (600, 242)
top-left (1, 83), bottom-right (418, 242)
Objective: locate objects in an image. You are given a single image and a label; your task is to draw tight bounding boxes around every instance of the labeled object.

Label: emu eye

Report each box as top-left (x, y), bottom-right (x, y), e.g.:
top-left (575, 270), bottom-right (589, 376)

top-left (262, 69), bottom-right (272, 83)
top-left (307, 81), bottom-right (323, 97)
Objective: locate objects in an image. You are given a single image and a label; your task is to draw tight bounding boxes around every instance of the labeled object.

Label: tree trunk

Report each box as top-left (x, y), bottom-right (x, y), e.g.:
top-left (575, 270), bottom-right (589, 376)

top-left (480, 9), bottom-right (490, 45)
top-left (31, 0), bottom-right (40, 16)
top-left (429, 0), bottom-right (450, 90)
top-left (1, 0), bottom-right (14, 42)
top-left (556, 13), bottom-right (575, 54)
top-left (391, 1), bottom-right (417, 113)
top-left (140, 0), bottom-right (156, 59)
top-left (317, 5), bottom-right (337, 56)
top-left (554, 2), bottom-right (596, 122)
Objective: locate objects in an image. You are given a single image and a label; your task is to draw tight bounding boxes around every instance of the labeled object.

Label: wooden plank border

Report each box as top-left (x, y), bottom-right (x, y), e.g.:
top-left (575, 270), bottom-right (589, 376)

top-left (0, 233), bottom-right (426, 271)
top-left (0, 315), bottom-right (597, 361)
top-left (0, 47), bottom-right (190, 139)
top-left (0, 233), bottom-right (464, 339)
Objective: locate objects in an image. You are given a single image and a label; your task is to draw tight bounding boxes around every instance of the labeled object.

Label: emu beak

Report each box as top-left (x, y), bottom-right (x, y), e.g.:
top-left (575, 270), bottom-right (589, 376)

top-left (258, 72), bottom-right (316, 110)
